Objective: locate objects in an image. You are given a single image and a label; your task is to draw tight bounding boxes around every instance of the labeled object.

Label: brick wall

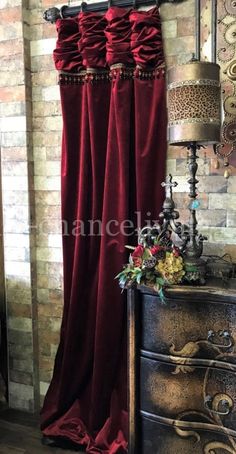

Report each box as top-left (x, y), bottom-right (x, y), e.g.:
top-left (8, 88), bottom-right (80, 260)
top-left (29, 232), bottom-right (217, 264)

top-left (0, 0), bottom-right (235, 411)
top-left (0, 0), bottom-right (39, 411)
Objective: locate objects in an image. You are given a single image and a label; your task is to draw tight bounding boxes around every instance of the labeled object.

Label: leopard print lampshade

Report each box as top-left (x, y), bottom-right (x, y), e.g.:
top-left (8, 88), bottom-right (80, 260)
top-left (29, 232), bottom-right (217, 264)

top-left (167, 61), bottom-right (221, 145)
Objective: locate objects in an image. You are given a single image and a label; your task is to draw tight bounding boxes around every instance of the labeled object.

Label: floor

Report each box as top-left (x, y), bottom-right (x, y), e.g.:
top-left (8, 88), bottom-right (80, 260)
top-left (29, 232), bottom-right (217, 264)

top-left (0, 408), bottom-right (84, 454)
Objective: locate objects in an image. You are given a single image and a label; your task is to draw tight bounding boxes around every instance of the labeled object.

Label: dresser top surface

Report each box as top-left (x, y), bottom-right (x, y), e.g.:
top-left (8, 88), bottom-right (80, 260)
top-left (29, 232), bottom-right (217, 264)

top-left (136, 278), bottom-right (236, 304)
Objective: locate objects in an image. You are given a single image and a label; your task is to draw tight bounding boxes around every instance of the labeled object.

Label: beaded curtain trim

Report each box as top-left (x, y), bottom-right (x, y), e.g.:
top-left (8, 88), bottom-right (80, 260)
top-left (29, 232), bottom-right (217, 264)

top-left (59, 66), bottom-right (165, 85)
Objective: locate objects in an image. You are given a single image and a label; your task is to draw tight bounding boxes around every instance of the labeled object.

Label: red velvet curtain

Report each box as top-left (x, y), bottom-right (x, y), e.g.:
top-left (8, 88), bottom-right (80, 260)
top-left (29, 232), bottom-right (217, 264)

top-left (40, 7), bottom-right (167, 454)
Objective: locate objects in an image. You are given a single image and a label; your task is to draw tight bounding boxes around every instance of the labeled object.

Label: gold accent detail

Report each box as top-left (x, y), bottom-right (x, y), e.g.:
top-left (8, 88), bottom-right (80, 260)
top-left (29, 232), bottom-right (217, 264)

top-left (175, 426), bottom-right (200, 443)
top-left (110, 63), bottom-right (127, 70)
top-left (211, 393), bottom-right (234, 414)
top-left (224, 22), bottom-right (236, 46)
top-left (224, 168), bottom-right (231, 178)
top-left (168, 123), bottom-right (221, 146)
top-left (223, 120), bottom-right (236, 143)
top-left (215, 143), bottom-right (236, 159)
top-left (169, 118), bottom-right (221, 126)
top-left (204, 442), bottom-right (236, 454)
top-left (168, 79), bottom-right (220, 90)
top-left (141, 410), bottom-right (236, 438)
top-left (227, 60), bottom-right (236, 81)
top-left (172, 365), bottom-right (195, 374)
top-left (167, 61), bottom-right (220, 85)
top-left (167, 61), bottom-right (221, 145)
top-left (224, 95), bottom-right (236, 115)
top-left (170, 341), bottom-right (200, 358)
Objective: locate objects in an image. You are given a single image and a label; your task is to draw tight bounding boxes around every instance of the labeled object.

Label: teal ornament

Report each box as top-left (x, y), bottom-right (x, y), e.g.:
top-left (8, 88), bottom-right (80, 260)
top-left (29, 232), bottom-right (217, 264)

top-left (190, 200), bottom-right (200, 210)
top-left (158, 287), bottom-right (167, 304)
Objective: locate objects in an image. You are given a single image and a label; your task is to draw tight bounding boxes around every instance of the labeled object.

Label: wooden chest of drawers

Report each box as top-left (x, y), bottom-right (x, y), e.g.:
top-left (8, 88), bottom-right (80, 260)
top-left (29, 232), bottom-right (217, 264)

top-left (127, 283), bottom-right (236, 454)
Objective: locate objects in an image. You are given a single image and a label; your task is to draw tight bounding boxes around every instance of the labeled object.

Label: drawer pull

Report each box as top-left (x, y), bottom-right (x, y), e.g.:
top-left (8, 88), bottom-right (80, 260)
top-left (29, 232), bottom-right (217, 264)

top-left (207, 330), bottom-right (233, 348)
top-left (204, 395), bottom-right (233, 415)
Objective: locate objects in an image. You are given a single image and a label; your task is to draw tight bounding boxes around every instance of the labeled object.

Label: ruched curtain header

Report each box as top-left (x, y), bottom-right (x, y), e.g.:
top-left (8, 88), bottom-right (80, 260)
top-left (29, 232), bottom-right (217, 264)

top-left (54, 6), bottom-right (164, 73)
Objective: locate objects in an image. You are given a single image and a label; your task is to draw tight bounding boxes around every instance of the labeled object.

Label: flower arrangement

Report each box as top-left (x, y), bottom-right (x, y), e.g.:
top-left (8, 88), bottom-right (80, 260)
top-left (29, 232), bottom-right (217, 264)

top-left (116, 235), bottom-right (185, 302)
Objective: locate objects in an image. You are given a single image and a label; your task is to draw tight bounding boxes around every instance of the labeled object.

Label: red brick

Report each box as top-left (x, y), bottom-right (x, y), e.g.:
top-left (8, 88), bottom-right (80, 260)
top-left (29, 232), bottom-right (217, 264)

top-left (38, 303), bottom-right (62, 317)
top-left (0, 86), bottom-right (25, 102)
top-left (166, 55), bottom-right (177, 68)
top-left (210, 159), bottom-right (236, 177)
top-left (39, 356), bottom-right (54, 372)
top-left (0, 7), bottom-right (21, 24)
top-left (177, 17), bottom-right (195, 37)
top-left (42, 0), bottom-right (64, 6)
top-left (38, 330), bottom-right (60, 345)
top-left (8, 302), bottom-right (32, 318)
top-left (42, 22), bottom-right (56, 39)
top-left (39, 341), bottom-right (51, 356)
top-left (49, 289), bottom-right (62, 304)
top-left (167, 146), bottom-right (187, 159)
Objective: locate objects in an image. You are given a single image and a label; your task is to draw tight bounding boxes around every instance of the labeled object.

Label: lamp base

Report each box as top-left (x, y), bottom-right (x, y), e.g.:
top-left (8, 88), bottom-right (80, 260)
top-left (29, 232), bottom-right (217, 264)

top-left (184, 257), bottom-right (206, 285)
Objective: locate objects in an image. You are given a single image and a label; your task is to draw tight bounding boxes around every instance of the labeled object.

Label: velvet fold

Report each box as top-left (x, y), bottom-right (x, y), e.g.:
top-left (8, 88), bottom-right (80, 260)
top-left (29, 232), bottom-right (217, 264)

top-left (79, 12), bottom-right (107, 68)
top-left (53, 18), bottom-right (83, 72)
top-left (105, 7), bottom-right (133, 67)
top-left (53, 7), bottom-right (165, 71)
top-left (41, 6), bottom-right (167, 454)
top-left (130, 7), bottom-right (165, 68)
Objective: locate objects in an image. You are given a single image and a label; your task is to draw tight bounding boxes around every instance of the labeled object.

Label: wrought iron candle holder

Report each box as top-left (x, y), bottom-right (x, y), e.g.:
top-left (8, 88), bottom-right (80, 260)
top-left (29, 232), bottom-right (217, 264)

top-left (167, 59), bottom-right (222, 283)
top-left (138, 174), bottom-right (188, 252)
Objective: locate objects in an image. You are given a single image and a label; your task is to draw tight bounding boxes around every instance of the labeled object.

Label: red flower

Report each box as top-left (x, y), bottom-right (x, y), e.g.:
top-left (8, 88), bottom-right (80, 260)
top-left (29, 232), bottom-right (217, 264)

top-left (150, 245), bottom-right (162, 256)
top-left (132, 245), bottom-right (144, 258)
top-left (132, 257), bottom-right (142, 267)
top-left (173, 247), bottom-right (180, 257)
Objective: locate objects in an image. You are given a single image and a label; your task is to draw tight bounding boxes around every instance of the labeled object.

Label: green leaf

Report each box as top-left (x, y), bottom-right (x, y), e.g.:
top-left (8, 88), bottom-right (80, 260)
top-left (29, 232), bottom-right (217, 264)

top-left (142, 248), bottom-right (152, 260)
top-left (115, 271), bottom-right (124, 279)
top-left (155, 277), bottom-right (165, 286)
top-left (115, 269), bottom-right (129, 279)
top-left (185, 265), bottom-right (198, 272)
top-left (129, 254), bottom-right (134, 265)
top-left (158, 287), bottom-right (167, 304)
top-left (133, 267), bottom-right (142, 273)
top-left (136, 272), bottom-right (143, 284)
top-left (119, 275), bottom-right (128, 284)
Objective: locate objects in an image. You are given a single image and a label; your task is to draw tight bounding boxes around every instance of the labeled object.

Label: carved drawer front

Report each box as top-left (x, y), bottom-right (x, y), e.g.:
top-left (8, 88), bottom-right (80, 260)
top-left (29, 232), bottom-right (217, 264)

top-left (141, 293), bottom-right (236, 364)
top-left (140, 357), bottom-right (236, 435)
top-left (140, 416), bottom-right (236, 454)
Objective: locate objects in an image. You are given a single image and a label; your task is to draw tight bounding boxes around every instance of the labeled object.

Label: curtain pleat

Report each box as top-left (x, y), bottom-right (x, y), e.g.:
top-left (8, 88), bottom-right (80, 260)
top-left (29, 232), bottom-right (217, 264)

top-left (41, 7), bottom-right (167, 453)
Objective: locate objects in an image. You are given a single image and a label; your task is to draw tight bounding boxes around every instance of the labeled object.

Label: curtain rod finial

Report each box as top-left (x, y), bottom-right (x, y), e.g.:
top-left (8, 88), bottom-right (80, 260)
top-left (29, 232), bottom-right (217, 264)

top-left (43, 6), bottom-right (61, 23)
top-left (81, 2), bottom-right (87, 12)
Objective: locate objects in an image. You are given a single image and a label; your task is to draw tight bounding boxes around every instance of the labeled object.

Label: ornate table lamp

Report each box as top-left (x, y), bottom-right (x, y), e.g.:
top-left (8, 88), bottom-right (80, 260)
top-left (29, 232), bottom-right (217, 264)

top-left (167, 59), bottom-right (221, 282)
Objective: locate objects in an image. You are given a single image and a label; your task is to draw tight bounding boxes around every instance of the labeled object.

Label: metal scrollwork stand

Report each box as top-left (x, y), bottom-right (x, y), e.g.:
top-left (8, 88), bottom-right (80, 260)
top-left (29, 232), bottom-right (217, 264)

top-left (138, 174), bottom-right (188, 251)
top-left (183, 142), bottom-right (207, 284)
top-left (139, 168), bottom-right (207, 284)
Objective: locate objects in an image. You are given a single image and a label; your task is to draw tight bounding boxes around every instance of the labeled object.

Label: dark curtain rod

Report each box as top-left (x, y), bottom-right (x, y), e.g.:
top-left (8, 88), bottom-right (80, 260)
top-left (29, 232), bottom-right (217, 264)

top-left (43, 0), bottom-right (183, 23)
